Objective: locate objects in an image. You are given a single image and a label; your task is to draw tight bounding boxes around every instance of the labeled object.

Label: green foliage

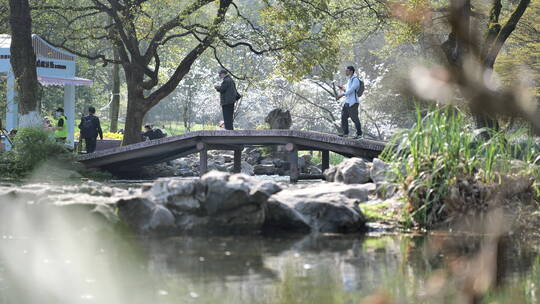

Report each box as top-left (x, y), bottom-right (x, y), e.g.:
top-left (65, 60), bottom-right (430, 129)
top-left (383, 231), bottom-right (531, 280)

top-left (160, 122), bottom-right (217, 136)
top-left (12, 127), bottom-right (69, 169)
top-left (258, 0), bottom-right (383, 81)
top-left (1, 127), bottom-right (114, 180)
top-left (381, 106), bottom-right (540, 228)
top-left (496, 0), bottom-right (540, 98)
top-left (360, 200), bottom-right (405, 223)
top-left (0, 128), bottom-right (69, 178)
top-left (383, 0), bottom-right (438, 47)
top-left (255, 123), bottom-right (270, 130)
top-left (309, 151), bottom-right (344, 166)
top-left (259, 2), bottom-right (342, 80)
top-left (259, 145), bottom-right (274, 158)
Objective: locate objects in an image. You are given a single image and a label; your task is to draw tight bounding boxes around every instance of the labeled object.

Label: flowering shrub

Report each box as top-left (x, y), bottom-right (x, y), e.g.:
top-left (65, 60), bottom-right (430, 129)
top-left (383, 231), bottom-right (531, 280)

top-left (102, 132), bottom-right (124, 140)
top-left (75, 132), bottom-right (123, 140)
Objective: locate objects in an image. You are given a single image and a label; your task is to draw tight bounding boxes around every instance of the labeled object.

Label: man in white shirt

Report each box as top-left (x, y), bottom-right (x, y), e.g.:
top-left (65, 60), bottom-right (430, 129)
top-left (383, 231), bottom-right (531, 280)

top-left (337, 66), bottom-right (363, 139)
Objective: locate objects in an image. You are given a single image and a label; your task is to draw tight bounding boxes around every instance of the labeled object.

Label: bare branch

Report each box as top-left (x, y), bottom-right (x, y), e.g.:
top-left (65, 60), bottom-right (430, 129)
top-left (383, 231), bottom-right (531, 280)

top-left (39, 36), bottom-right (120, 65)
top-left (31, 5), bottom-right (100, 11)
top-left (211, 46), bottom-right (248, 80)
top-left (484, 0), bottom-right (531, 68)
top-left (143, 0), bottom-right (215, 63)
top-left (161, 31), bottom-right (194, 45)
top-left (217, 36), bottom-right (284, 55)
top-left (146, 0), bottom-right (234, 106)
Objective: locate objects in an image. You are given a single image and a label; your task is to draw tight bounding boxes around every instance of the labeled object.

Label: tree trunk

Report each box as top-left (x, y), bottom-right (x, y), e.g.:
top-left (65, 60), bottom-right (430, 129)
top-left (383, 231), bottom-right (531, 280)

top-left (121, 68), bottom-right (148, 145)
top-left (9, 0), bottom-right (40, 127)
top-left (474, 0), bottom-right (530, 134)
top-left (444, 0), bottom-right (501, 135)
top-left (122, 98), bottom-right (147, 145)
top-left (185, 85), bottom-right (193, 132)
top-left (109, 47), bottom-right (120, 132)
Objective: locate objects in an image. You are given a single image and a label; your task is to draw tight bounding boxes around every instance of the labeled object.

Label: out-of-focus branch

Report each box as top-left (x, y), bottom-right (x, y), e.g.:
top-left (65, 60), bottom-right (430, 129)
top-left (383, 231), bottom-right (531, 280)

top-left (411, 0), bottom-right (537, 135)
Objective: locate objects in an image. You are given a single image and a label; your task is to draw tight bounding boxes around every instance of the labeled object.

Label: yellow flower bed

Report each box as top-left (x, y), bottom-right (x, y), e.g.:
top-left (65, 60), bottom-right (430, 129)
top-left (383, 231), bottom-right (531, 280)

top-left (75, 132), bottom-right (124, 140)
top-left (103, 132), bottom-right (124, 140)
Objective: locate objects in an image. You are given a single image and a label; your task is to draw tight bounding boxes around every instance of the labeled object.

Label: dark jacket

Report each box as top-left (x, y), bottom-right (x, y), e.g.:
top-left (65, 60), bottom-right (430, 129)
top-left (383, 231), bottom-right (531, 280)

top-left (143, 128), bottom-right (165, 140)
top-left (79, 114), bottom-right (103, 139)
top-left (216, 75), bottom-right (237, 106)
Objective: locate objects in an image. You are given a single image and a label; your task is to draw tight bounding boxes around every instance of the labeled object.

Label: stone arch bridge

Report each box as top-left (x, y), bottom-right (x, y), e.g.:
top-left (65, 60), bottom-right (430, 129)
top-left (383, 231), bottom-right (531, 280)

top-left (77, 130), bottom-right (386, 182)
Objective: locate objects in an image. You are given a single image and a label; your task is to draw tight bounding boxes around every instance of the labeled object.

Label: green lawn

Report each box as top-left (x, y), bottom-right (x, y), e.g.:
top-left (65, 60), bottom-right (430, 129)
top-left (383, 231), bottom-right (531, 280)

top-left (71, 119), bottom-right (216, 136)
top-left (306, 151), bottom-right (345, 166)
top-left (156, 122), bottom-right (217, 136)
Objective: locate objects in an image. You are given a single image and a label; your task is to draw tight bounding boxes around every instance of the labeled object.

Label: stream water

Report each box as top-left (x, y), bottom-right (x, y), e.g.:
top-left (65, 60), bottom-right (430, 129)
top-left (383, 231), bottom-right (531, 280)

top-left (0, 178), bottom-right (539, 303)
top-left (1, 231), bottom-right (539, 304)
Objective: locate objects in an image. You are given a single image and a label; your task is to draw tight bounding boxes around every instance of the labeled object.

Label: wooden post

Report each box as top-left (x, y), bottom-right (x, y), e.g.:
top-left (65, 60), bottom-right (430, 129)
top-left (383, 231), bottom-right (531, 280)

top-left (197, 142), bottom-right (208, 176)
top-left (322, 150), bottom-right (330, 173)
top-left (286, 143), bottom-right (299, 183)
top-left (233, 149), bottom-right (242, 173)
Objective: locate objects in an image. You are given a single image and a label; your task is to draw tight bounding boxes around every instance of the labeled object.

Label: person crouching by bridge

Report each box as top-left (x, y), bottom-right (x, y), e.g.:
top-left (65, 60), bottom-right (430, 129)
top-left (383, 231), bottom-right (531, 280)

top-left (142, 125), bottom-right (165, 141)
top-left (336, 66), bottom-right (363, 139)
top-left (214, 69), bottom-right (240, 130)
top-left (53, 107), bottom-right (68, 143)
top-left (78, 106), bottom-right (103, 153)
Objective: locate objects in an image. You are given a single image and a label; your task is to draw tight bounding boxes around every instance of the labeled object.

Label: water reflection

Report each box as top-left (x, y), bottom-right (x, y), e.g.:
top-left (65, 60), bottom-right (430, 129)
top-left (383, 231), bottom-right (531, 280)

top-left (1, 231), bottom-right (539, 304)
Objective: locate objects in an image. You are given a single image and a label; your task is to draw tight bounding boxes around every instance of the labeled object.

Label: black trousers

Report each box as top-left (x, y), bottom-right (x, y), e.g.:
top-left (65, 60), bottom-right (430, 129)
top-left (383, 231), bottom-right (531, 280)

top-left (222, 104), bottom-right (235, 130)
top-left (341, 103), bottom-right (362, 136)
top-left (84, 137), bottom-right (97, 153)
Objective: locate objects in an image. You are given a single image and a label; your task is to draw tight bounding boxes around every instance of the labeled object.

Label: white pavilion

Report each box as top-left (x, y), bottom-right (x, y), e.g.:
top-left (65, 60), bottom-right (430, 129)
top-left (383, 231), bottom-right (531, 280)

top-left (0, 34), bottom-right (93, 148)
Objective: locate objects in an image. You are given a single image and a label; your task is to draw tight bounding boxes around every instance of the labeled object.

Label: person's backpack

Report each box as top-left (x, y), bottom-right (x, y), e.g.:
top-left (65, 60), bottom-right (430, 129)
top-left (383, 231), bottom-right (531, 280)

top-left (79, 116), bottom-right (96, 138)
top-left (154, 128), bottom-right (165, 139)
top-left (355, 76), bottom-right (365, 97)
top-left (233, 81), bottom-right (242, 101)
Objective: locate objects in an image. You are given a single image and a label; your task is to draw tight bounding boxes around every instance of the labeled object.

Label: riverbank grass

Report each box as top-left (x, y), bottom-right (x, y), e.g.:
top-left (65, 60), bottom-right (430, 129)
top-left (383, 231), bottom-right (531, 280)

top-left (360, 200), bottom-right (407, 224)
top-left (381, 106), bottom-right (540, 228)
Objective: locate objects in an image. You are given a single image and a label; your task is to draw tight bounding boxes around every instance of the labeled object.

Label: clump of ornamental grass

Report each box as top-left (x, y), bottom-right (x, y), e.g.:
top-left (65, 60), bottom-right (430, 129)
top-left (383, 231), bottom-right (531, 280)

top-left (0, 127), bottom-right (70, 178)
top-left (0, 127), bottom-right (113, 180)
top-left (381, 106), bottom-right (540, 228)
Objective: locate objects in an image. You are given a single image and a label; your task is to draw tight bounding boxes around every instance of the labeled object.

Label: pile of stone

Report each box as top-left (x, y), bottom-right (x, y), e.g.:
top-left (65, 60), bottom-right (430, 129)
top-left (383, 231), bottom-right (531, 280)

top-left (139, 147), bottom-right (322, 178)
top-left (250, 148), bottom-right (322, 176)
top-left (117, 171), bottom-right (374, 234)
top-left (324, 157), bottom-right (401, 200)
top-left (0, 170), bottom-right (381, 235)
top-left (0, 157), bottom-right (403, 236)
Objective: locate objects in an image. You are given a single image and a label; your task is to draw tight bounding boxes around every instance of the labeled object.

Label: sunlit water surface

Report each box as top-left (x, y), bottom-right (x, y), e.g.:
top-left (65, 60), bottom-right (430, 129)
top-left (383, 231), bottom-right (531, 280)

top-left (1, 231), bottom-right (539, 304)
top-left (0, 179), bottom-right (538, 303)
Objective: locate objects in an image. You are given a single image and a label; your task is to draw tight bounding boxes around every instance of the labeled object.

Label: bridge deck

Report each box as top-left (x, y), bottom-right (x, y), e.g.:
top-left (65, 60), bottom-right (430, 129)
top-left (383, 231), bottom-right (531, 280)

top-left (77, 130), bottom-right (386, 181)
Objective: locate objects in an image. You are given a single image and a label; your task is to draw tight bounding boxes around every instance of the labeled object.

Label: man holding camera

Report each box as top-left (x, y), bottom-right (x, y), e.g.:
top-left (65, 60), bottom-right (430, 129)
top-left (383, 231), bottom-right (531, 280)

top-left (336, 66), bottom-right (363, 139)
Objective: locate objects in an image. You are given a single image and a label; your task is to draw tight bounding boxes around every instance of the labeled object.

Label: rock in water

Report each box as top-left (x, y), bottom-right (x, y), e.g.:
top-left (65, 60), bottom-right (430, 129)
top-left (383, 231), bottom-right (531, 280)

top-left (254, 164), bottom-right (277, 175)
top-left (376, 182), bottom-right (399, 199)
top-left (201, 171), bottom-right (252, 215)
top-left (117, 197), bottom-right (175, 234)
top-left (370, 158), bottom-right (396, 183)
top-left (308, 166), bottom-right (323, 175)
top-left (327, 158), bottom-right (371, 184)
top-left (265, 184), bottom-right (367, 233)
top-left (323, 166), bottom-right (338, 181)
top-left (265, 108), bottom-right (292, 129)
top-left (244, 147), bottom-right (262, 165)
top-left (0, 182), bottom-right (125, 235)
top-left (241, 161), bottom-right (255, 175)
top-left (265, 199), bottom-right (311, 232)
top-left (250, 181), bottom-right (283, 203)
top-left (144, 171), bottom-right (282, 234)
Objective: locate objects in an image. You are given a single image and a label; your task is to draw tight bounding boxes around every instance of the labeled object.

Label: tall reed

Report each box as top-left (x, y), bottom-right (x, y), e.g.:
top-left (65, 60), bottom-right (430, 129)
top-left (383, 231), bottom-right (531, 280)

top-left (381, 106), bottom-right (540, 228)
